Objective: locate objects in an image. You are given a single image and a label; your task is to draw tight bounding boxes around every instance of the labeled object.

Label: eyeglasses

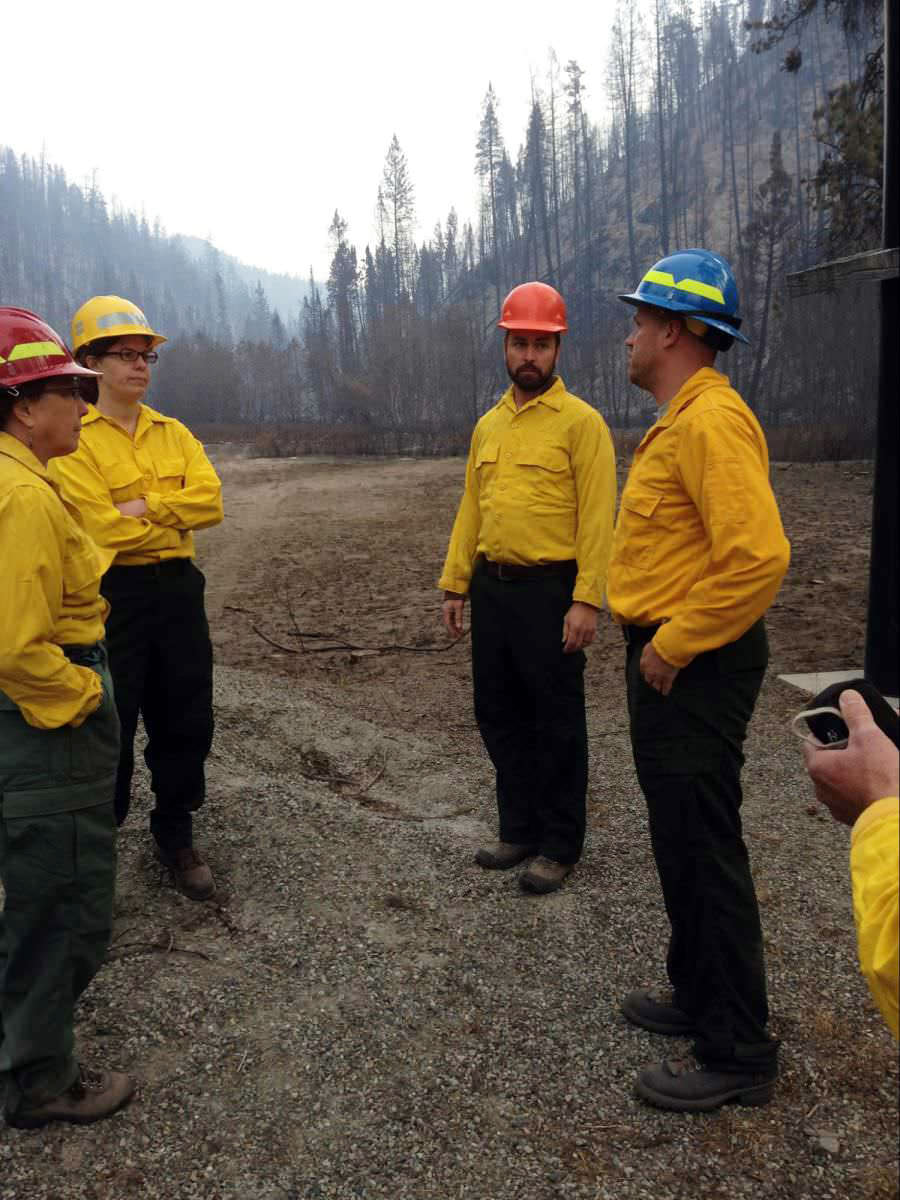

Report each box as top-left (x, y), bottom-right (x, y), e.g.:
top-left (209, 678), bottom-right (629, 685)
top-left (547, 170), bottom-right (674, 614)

top-left (102, 349), bottom-right (159, 365)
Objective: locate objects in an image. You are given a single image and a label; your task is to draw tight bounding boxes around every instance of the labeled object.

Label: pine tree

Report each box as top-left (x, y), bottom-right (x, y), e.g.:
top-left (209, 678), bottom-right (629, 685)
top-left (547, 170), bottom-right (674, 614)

top-left (380, 135), bottom-right (416, 305)
top-left (327, 210), bottom-right (360, 371)
top-left (475, 84), bottom-right (507, 312)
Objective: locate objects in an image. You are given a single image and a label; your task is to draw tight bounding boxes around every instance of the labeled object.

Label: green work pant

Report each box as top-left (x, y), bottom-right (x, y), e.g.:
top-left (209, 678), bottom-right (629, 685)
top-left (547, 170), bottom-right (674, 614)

top-left (0, 645), bottom-right (119, 1115)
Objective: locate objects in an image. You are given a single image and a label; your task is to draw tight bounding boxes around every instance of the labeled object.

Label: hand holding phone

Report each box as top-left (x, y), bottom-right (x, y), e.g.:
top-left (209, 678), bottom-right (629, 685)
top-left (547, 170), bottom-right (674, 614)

top-left (801, 687), bottom-right (900, 826)
top-left (793, 678), bottom-right (899, 750)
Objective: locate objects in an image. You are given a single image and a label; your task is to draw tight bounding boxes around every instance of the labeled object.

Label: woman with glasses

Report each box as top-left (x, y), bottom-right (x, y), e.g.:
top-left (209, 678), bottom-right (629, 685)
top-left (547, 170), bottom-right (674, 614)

top-left (0, 307), bottom-right (134, 1126)
top-left (49, 296), bottom-right (223, 901)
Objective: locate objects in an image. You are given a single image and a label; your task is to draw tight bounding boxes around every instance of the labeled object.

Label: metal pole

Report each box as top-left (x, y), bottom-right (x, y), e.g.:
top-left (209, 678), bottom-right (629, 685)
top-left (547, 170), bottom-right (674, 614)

top-left (864, 0), bottom-right (899, 696)
top-left (883, 0), bottom-right (899, 250)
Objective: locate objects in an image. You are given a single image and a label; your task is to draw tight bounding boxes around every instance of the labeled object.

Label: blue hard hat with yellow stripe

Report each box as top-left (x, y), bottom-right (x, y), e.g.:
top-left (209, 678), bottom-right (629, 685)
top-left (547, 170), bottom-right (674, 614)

top-left (618, 249), bottom-right (749, 346)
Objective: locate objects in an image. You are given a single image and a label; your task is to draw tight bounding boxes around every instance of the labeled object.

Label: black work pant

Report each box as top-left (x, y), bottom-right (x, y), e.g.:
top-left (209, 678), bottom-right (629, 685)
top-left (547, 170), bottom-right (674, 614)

top-left (625, 620), bottom-right (778, 1072)
top-left (470, 561), bottom-right (587, 864)
top-left (101, 559), bottom-right (214, 853)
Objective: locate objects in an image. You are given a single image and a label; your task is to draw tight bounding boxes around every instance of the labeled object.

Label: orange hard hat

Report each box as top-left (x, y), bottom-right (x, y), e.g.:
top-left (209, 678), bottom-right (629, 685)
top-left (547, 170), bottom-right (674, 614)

top-left (497, 281), bottom-right (568, 333)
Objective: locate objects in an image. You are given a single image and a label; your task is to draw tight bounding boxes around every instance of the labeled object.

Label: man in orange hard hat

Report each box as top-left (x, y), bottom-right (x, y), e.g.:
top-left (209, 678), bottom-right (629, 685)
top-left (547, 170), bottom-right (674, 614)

top-left (439, 282), bottom-right (617, 893)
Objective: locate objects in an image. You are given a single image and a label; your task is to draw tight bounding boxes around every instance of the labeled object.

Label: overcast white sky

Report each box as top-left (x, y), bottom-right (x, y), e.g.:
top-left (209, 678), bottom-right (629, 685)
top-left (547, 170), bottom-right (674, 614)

top-left (4, 0), bottom-right (613, 280)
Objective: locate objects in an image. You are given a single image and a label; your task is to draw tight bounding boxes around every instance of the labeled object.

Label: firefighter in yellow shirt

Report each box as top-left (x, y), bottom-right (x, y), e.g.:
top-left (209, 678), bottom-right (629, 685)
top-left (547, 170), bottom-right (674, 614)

top-left (803, 689), bottom-right (899, 1040)
top-left (0, 307), bottom-right (134, 1127)
top-left (49, 296), bottom-right (223, 901)
top-left (607, 251), bottom-right (790, 1111)
top-left (439, 282), bottom-right (617, 895)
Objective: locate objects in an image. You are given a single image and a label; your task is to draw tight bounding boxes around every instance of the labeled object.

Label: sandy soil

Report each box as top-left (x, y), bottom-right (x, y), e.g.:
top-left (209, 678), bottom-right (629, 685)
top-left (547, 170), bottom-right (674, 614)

top-left (2, 450), bottom-right (895, 1200)
top-left (205, 452), bottom-right (873, 729)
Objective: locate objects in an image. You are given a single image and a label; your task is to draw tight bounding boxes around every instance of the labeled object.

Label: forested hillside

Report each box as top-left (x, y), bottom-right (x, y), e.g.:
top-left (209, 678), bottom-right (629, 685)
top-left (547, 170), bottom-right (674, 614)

top-left (0, 0), bottom-right (884, 452)
top-left (0, 162), bottom-right (310, 352)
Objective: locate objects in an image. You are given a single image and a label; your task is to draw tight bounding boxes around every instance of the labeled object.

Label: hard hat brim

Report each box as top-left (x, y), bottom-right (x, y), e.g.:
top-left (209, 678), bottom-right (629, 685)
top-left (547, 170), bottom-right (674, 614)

top-left (498, 319), bottom-right (568, 333)
top-left (617, 292), bottom-right (749, 344)
top-left (0, 360), bottom-right (103, 388)
top-left (59, 362), bottom-right (103, 379)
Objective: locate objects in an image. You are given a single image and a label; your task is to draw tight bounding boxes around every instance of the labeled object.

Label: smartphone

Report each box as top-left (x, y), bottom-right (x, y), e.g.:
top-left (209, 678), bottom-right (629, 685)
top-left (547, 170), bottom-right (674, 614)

top-left (804, 678), bottom-right (899, 749)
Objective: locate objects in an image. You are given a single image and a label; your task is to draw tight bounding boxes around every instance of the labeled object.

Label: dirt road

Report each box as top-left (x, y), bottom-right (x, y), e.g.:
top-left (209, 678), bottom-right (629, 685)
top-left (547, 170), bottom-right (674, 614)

top-left (3, 452), bottom-right (894, 1200)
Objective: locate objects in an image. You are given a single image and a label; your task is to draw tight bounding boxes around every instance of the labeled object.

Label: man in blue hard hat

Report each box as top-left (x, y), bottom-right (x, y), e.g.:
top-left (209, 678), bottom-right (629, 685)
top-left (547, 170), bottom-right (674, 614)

top-left (606, 249), bottom-right (791, 1111)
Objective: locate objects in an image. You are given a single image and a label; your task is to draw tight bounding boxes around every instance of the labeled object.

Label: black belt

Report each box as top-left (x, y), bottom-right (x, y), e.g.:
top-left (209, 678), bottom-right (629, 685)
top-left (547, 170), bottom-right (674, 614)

top-left (104, 558), bottom-right (192, 579)
top-left (481, 557), bottom-right (576, 581)
top-left (61, 641), bottom-right (106, 667)
top-left (621, 622), bottom-right (662, 647)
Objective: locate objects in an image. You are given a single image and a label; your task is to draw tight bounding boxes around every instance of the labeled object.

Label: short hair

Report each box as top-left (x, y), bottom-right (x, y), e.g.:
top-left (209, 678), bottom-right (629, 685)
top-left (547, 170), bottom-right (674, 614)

top-left (74, 336), bottom-right (120, 404)
top-left (643, 304), bottom-right (730, 354)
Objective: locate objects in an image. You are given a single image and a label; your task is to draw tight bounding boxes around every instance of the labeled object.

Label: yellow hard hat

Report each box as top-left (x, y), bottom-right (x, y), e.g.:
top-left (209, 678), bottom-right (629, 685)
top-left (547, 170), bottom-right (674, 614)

top-left (71, 295), bottom-right (167, 354)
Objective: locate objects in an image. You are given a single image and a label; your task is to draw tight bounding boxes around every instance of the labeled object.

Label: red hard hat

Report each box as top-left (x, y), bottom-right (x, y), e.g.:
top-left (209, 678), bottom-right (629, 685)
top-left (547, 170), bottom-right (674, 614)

top-left (0, 307), bottom-right (100, 389)
top-left (497, 281), bottom-right (568, 333)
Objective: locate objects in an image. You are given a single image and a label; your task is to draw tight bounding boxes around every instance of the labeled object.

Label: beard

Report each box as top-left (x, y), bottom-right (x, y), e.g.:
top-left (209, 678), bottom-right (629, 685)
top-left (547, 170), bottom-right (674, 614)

top-left (506, 361), bottom-right (555, 393)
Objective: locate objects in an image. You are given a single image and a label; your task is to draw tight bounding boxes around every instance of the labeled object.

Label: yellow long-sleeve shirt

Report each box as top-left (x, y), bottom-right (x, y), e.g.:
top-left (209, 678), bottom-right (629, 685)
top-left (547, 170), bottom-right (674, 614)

top-left (438, 377), bottom-right (617, 608)
top-left (606, 367), bottom-right (790, 667)
top-left (48, 403), bottom-right (223, 567)
top-left (851, 796), bottom-right (899, 1038)
top-left (0, 434), bottom-right (107, 729)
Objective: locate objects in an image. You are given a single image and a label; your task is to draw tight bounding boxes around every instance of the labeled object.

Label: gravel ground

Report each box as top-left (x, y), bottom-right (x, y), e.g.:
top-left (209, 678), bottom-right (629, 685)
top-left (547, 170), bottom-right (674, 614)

top-left (1, 456), bottom-right (896, 1200)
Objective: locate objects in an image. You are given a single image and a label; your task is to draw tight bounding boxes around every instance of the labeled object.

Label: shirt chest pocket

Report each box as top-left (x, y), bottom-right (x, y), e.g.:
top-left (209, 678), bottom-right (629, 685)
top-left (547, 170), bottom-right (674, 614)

top-left (514, 444), bottom-right (571, 507)
top-left (515, 446), bottom-right (569, 473)
top-left (475, 442), bottom-right (499, 470)
top-left (474, 442), bottom-right (500, 492)
top-left (614, 487), bottom-right (663, 566)
top-left (154, 458), bottom-right (185, 491)
top-left (104, 461), bottom-right (143, 503)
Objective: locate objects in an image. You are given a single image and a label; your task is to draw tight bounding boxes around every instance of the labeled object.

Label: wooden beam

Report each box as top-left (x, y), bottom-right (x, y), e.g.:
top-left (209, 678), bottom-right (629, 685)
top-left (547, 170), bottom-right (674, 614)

top-left (786, 248), bottom-right (899, 296)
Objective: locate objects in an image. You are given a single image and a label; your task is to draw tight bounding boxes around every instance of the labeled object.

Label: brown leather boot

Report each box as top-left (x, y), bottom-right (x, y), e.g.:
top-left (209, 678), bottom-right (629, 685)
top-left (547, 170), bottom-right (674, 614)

top-left (519, 856), bottom-right (573, 894)
top-left (6, 1067), bottom-right (135, 1129)
top-left (158, 846), bottom-right (216, 900)
top-left (474, 841), bottom-right (538, 869)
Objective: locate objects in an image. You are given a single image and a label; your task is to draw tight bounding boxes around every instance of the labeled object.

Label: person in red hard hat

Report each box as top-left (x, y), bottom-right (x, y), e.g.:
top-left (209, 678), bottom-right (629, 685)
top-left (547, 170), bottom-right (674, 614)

top-left (0, 308), bottom-right (135, 1128)
top-left (439, 282), bottom-right (617, 894)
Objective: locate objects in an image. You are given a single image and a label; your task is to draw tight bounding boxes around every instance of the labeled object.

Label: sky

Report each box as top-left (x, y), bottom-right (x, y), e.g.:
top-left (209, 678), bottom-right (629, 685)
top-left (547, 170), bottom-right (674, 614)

top-left (4, 0), bottom-right (613, 280)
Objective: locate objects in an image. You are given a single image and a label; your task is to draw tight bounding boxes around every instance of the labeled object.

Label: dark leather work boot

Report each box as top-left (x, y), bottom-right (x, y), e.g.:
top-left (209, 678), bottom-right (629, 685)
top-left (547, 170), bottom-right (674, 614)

top-left (474, 841), bottom-right (538, 870)
top-left (158, 846), bottom-right (216, 900)
top-left (6, 1066), bottom-right (135, 1129)
top-left (621, 989), bottom-right (695, 1036)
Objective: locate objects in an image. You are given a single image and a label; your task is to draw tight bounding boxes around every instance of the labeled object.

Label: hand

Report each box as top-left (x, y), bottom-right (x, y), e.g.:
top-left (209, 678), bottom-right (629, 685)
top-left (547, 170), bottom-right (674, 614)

top-left (442, 592), bottom-right (466, 638)
top-left (116, 497), bottom-right (147, 518)
top-left (640, 641), bottom-right (680, 695)
top-left (803, 690), bottom-right (900, 826)
top-left (562, 602), bottom-right (597, 653)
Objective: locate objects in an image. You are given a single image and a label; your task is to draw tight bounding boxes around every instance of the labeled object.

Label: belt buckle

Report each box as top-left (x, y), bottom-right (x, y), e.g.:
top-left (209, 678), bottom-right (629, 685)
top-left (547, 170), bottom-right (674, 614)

top-left (496, 561), bottom-right (511, 581)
